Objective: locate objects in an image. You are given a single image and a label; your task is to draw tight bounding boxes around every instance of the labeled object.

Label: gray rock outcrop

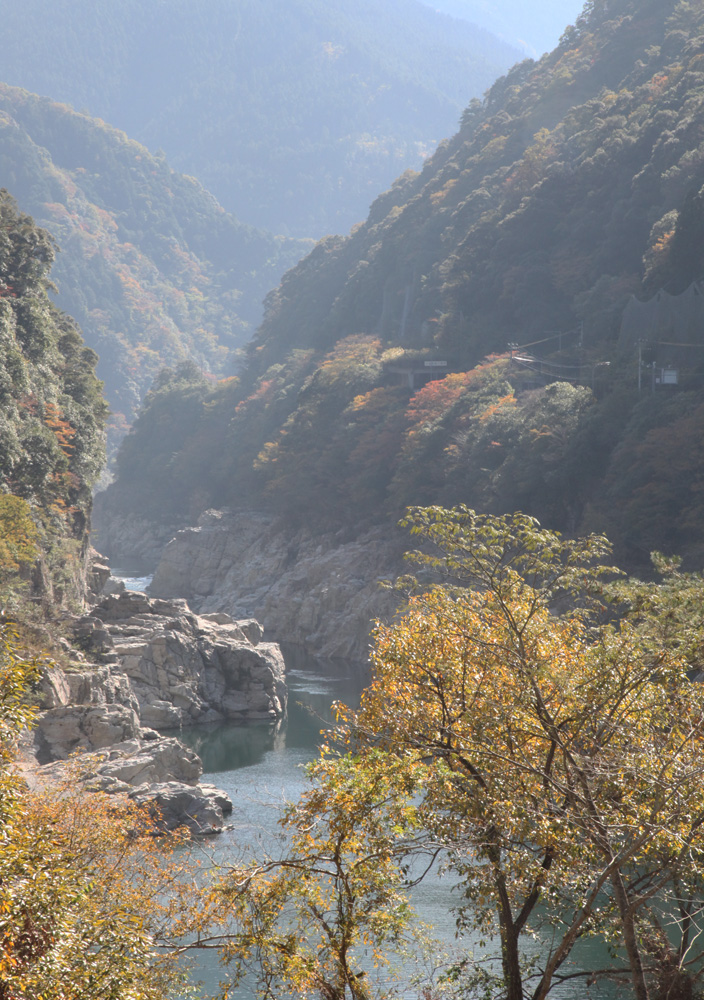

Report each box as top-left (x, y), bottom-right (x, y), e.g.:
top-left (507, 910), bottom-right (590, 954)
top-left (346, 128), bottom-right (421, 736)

top-left (32, 585), bottom-right (283, 834)
top-left (44, 735), bottom-right (235, 835)
top-left (85, 736), bottom-right (203, 788)
top-left (83, 589), bottom-right (287, 727)
top-left (150, 509), bottom-right (404, 661)
top-left (91, 504), bottom-right (186, 574)
top-left (129, 781), bottom-right (231, 835)
top-left (35, 703), bottom-right (141, 763)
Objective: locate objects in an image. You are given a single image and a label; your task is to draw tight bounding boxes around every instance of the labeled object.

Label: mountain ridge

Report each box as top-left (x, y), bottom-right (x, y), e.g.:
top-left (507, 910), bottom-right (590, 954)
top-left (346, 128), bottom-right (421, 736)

top-left (0, 0), bottom-right (520, 236)
top-left (99, 0), bottom-right (704, 569)
top-left (0, 84), bottom-right (305, 448)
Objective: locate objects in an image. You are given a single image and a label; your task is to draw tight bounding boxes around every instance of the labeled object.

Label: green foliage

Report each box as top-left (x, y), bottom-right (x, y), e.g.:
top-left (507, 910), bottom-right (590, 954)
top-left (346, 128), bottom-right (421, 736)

top-left (0, 189), bottom-right (107, 606)
top-left (103, 0), bottom-right (704, 565)
top-left (0, 85), bottom-right (305, 451)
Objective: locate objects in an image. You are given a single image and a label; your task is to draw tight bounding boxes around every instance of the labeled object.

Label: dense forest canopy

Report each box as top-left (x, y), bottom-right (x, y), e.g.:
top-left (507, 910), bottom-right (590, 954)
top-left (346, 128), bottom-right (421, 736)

top-left (102, 0), bottom-right (704, 570)
top-left (0, 189), bottom-right (106, 606)
top-left (0, 0), bottom-right (519, 237)
top-left (0, 85), bottom-right (304, 449)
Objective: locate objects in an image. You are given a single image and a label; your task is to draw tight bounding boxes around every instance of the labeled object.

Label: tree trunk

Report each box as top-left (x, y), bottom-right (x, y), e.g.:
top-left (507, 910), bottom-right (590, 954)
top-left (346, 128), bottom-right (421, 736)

top-left (494, 871), bottom-right (523, 1000)
top-left (611, 869), bottom-right (650, 1000)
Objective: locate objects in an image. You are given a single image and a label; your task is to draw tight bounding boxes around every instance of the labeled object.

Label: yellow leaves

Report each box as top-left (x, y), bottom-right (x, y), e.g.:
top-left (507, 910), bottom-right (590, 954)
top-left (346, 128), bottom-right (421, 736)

top-left (210, 510), bottom-right (704, 997)
top-left (213, 748), bottom-right (421, 998)
top-left (429, 178), bottom-right (459, 206)
top-left (0, 641), bottom-right (206, 1000)
top-left (342, 508), bottom-right (704, 993)
top-left (0, 496), bottom-right (38, 578)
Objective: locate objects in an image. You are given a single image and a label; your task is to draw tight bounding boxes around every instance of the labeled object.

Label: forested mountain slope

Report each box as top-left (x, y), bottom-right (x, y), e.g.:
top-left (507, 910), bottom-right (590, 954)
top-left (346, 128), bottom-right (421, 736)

top-left (102, 0), bottom-right (704, 568)
top-left (417, 0), bottom-right (584, 56)
top-left (0, 190), bottom-right (106, 608)
top-left (0, 0), bottom-right (519, 237)
top-left (0, 86), bottom-right (303, 445)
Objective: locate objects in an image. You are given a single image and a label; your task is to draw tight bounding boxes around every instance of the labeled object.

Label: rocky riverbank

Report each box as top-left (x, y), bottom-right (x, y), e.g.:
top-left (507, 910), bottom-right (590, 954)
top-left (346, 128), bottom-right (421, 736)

top-left (29, 582), bottom-right (287, 835)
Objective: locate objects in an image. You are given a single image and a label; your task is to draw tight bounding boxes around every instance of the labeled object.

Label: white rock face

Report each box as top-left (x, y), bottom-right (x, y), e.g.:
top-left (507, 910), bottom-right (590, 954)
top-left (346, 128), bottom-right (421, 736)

top-left (150, 509), bottom-right (403, 661)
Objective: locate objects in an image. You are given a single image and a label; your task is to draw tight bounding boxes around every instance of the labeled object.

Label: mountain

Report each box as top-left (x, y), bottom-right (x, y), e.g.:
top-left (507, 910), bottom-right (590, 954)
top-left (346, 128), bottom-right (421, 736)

top-left (0, 190), bottom-right (106, 607)
top-left (416, 0), bottom-right (586, 57)
top-left (102, 0), bottom-right (704, 567)
top-left (0, 0), bottom-right (520, 237)
top-left (0, 85), bottom-right (304, 447)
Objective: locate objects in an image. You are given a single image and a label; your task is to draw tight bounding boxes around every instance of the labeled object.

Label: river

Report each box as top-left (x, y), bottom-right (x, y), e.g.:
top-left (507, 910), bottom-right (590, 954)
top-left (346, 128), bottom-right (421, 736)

top-left (114, 573), bottom-right (616, 998)
top-left (177, 649), bottom-right (481, 999)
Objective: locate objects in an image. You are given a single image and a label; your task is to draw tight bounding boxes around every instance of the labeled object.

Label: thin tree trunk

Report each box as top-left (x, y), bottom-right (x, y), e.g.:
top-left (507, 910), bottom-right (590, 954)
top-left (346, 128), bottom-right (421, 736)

top-left (493, 866), bottom-right (523, 1000)
top-left (611, 869), bottom-right (650, 1000)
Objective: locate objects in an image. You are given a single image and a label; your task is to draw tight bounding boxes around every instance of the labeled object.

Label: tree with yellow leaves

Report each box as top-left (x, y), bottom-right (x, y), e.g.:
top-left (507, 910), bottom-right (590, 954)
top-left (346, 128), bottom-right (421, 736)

top-left (0, 624), bottom-right (207, 1000)
top-left (218, 507), bottom-right (704, 1000)
top-left (0, 496), bottom-right (37, 593)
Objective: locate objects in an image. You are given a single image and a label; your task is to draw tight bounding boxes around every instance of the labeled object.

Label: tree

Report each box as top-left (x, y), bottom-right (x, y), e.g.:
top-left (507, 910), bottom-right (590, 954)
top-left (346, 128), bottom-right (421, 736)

top-left (213, 751), bottom-right (423, 1000)
top-left (0, 624), bottom-right (206, 1000)
top-left (217, 507), bottom-right (704, 1000)
top-left (0, 495), bottom-right (37, 593)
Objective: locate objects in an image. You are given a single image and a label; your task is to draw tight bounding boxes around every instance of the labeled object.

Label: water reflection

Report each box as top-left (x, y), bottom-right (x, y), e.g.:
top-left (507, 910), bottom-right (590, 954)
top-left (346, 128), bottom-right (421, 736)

top-left (179, 646), bottom-right (369, 773)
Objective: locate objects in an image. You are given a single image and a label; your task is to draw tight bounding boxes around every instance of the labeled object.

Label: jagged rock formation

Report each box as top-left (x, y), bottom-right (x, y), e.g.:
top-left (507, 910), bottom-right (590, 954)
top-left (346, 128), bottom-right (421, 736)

top-left (84, 589), bottom-right (286, 727)
top-left (150, 509), bottom-right (404, 662)
top-left (33, 586), bottom-right (286, 833)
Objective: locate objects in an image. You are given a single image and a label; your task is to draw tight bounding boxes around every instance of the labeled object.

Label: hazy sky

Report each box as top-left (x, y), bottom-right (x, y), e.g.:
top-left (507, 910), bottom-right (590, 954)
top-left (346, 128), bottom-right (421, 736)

top-left (417, 0), bottom-right (588, 58)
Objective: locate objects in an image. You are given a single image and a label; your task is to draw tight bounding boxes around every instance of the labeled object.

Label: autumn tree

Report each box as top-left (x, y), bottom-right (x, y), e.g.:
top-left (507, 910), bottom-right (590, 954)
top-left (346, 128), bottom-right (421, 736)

top-left (217, 507), bottom-right (704, 1000)
top-left (0, 624), bottom-right (207, 1000)
top-left (212, 751), bottom-right (423, 1000)
top-left (0, 495), bottom-right (37, 595)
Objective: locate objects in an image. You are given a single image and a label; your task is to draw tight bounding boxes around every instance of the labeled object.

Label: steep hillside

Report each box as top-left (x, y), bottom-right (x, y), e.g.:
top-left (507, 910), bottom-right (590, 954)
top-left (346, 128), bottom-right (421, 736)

top-left (0, 190), bottom-right (106, 609)
top-left (0, 86), bottom-right (303, 445)
top-left (101, 0), bottom-right (704, 568)
top-left (0, 0), bottom-right (519, 237)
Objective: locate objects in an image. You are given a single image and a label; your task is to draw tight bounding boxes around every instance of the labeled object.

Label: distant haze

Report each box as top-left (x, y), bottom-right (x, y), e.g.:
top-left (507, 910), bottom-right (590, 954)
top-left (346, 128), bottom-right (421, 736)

top-left (416, 0), bottom-right (587, 56)
top-left (0, 0), bottom-right (520, 238)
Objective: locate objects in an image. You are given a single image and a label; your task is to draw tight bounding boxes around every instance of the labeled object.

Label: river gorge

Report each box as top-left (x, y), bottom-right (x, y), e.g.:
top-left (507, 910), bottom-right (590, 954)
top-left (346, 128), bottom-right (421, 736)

top-left (27, 528), bottom-right (614, 1000)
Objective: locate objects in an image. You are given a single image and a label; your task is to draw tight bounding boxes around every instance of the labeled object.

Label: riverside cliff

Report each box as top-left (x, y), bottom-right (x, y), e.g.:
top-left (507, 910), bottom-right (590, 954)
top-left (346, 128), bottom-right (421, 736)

top-left (148, 509), bottom-right (404, 663)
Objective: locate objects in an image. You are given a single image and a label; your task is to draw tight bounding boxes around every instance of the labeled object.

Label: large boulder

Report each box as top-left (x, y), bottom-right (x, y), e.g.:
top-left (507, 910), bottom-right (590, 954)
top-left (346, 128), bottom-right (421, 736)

top-left (45, 735), bottom-right (232, 835)
top-left (85, 736), bottom-right (203, 787)
top-left (128, 781), bottom-right (233, 835)
top-left (35, 703), bottom-right (141, 762)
